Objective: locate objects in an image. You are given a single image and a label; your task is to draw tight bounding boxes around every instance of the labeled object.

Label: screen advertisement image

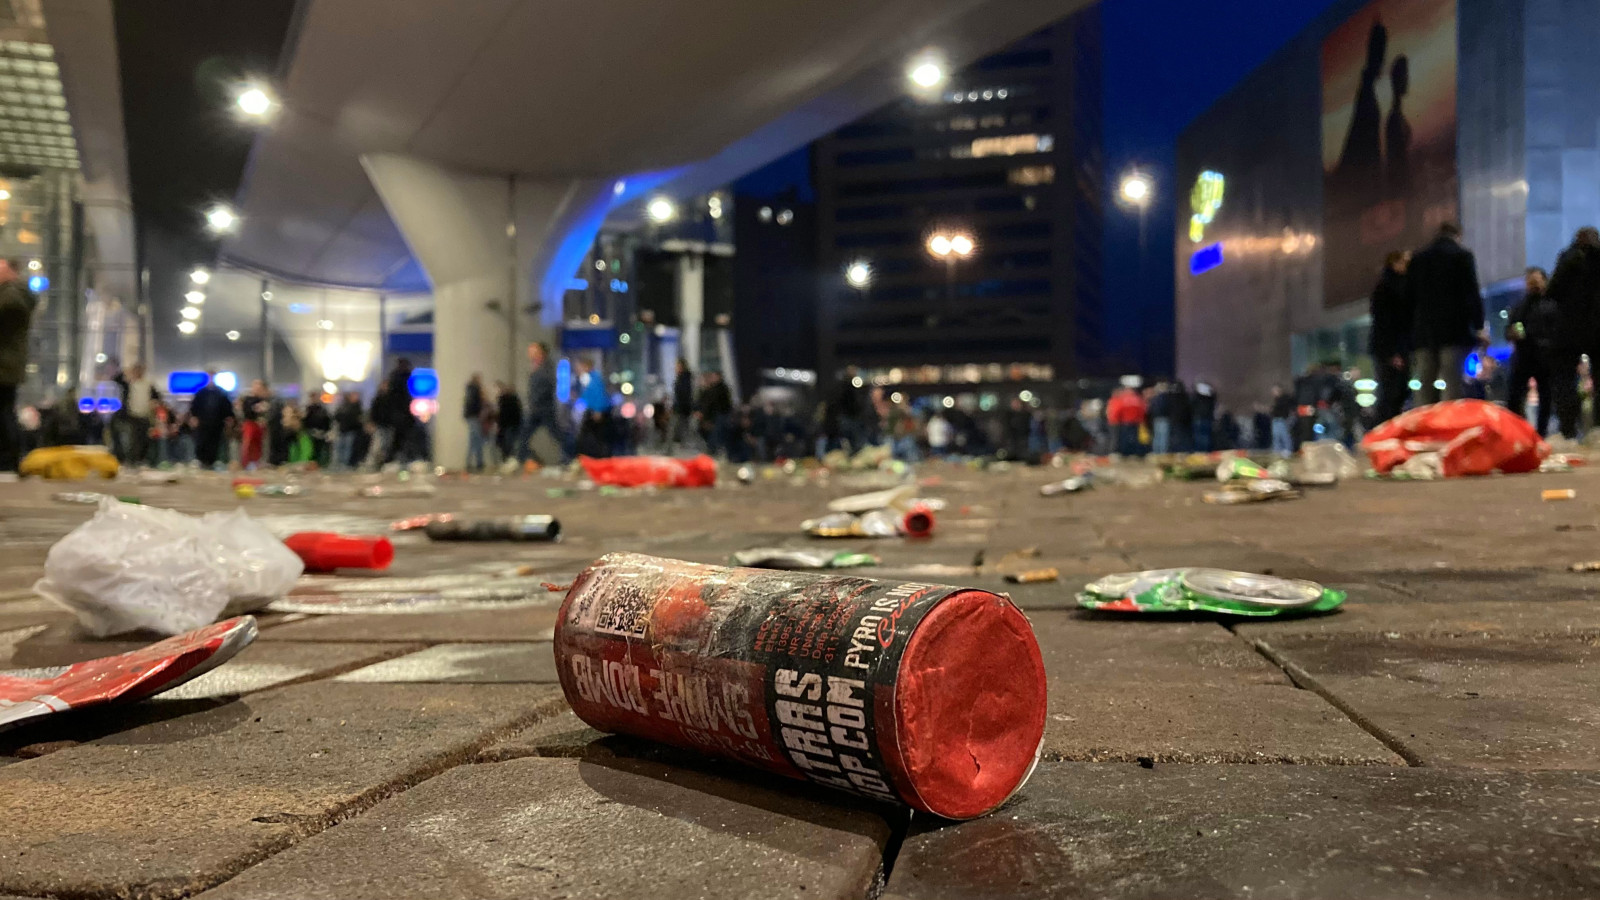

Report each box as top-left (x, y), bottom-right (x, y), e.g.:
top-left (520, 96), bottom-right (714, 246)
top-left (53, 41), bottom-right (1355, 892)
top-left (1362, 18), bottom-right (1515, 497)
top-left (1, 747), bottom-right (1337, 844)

top-left (1321, 0), bottom-right (1457, 308)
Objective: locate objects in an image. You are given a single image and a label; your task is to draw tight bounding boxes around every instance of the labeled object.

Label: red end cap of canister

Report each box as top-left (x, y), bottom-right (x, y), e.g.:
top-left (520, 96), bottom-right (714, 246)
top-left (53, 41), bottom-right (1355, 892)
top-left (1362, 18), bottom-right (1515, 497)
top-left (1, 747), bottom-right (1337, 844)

top-left (889, 589), bottom-right (1046, 819)
top-left (284, 532), bottom-right (394, 572)
top-left (901, 505), bottom-right (935, 538)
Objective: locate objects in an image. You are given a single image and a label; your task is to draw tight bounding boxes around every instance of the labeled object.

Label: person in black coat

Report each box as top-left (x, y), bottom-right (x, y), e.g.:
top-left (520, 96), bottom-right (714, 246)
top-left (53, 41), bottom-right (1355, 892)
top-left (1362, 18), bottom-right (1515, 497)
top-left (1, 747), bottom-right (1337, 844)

top-left (1545, 227), bottom-right (1600, 435)
top-left (671, 358), bottom-right (695, 449)
top-left (1369, 251), bottom-right (1412, 423)
top-left (1405, 222), bottom-right (1484, 405)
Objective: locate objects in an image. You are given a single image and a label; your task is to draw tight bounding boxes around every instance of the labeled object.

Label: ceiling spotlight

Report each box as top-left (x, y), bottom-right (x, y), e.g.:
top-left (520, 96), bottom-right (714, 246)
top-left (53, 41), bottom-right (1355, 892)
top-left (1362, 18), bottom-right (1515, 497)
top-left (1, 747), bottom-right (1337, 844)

top-left (185, 290), bottom-right (205, 304)
top-left (225, 330), bottom-right (240, 341)
top-left (177, 320), bottom-right (197, 335)
top-left (180, 306), bottom-right (201, 320)
top-left (0, 189), bottom-right (10, 200)
top-left (190, 268), bottom-right (210, 285)
top-left (235, 85), bottom-right (274, 118)
top-left (205, 204), bottom-right (238, 233)
top-left (594, 259), bottom-right (606, 271)
top-left (317, 319), bottom-right (334, 330)
top-left (646, 197), bottom-right (676, 223)
top-left (909, 59), bottom-right (946, 89)
top-left (26, 259), bottom-right (40, 271)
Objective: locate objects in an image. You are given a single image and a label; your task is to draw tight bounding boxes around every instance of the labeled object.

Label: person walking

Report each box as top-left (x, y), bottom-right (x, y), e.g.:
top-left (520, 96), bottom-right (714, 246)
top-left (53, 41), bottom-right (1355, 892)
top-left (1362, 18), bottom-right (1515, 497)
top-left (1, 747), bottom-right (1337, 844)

top-left (1191, 382), bottom-right (1217, 452)
top-left (1406, 222), bottom-right (1485, 405)
top-left (239, 380), bottom-right (271, 469)
top-left (1369, 251), bottom-right (1413, 423)
top-left (0, 258), bottom-right (35, 472)
top-left (190, 369), bottom-right (234, 469)
top-left (382, 359), bottom-right (417, 465)
top-left (1105, 385), bottom-right (1147, 457)
top-left (303, 392), bottom-right (332, 467)
top-left (695, 370), bottom-right (733, 456)
top-left (671, 358), bottom-right (695, 450)
top-left (463, 373), bottom-right (488, 472)
top-left (1268, 385), bottom-right (1295, 456)
top-left (495, 381), bottom-right (522, 464)
top-left (333, 391), bottom-right (364, 469)
top-left (1147, 382), bottom-right (1172, 455)
top-left (518, 342), bottom-right (561, 467)
top-left (1546, 227), bottom-right (1600, 437)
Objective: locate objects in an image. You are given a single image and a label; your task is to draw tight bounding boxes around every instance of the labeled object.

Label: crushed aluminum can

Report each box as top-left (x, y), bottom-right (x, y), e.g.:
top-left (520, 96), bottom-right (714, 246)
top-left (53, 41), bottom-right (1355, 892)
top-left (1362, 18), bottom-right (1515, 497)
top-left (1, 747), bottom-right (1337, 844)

top-left (1078, 568), bottom-right (1345, 616)
top-left (729, 548), bottom-right (880, 570)
top-left (1040, 474), bottom-right (1093, 496)
top-left (1202, 478), bottom-right (1300, 504)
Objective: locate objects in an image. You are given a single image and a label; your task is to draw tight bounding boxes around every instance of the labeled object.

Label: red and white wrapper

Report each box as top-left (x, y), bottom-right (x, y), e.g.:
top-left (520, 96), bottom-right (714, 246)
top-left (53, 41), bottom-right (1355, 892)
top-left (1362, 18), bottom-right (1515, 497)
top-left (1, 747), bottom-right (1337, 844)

top-left (0, 616), bottom-right (259, 730)
top-left (555, 553), bottom-right (1047, 819)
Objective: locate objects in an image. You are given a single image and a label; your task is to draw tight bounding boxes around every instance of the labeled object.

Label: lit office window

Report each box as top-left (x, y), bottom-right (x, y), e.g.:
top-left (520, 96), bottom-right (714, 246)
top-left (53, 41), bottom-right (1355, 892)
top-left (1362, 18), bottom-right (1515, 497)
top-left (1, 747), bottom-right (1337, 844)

top-left (1008, 165), bottom-right (1056, 186)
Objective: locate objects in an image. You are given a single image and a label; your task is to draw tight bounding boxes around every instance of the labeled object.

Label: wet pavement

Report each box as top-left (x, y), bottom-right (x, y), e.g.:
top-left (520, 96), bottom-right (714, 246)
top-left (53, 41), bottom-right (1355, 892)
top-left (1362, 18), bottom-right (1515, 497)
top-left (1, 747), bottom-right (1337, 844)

top-left (1, 460), bottom-right (1598, 898)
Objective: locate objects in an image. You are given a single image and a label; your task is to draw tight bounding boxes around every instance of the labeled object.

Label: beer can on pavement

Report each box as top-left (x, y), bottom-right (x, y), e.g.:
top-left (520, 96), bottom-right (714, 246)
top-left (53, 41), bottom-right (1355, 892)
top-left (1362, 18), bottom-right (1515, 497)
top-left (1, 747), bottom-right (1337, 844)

top-left (554, 552), bottom-right (1048, 819)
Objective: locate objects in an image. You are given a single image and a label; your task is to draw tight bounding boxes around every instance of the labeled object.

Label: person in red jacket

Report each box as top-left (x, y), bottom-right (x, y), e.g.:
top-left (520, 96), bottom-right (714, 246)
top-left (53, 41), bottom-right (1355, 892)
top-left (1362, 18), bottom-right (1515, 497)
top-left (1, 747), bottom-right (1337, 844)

top-left (1106, 385), bottom-right (1147, 457)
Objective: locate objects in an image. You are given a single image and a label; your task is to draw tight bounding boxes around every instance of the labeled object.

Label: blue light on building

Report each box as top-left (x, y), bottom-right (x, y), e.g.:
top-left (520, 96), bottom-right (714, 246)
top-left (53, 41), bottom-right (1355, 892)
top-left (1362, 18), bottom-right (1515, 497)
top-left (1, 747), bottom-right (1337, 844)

top-left (407, 367), bottom-right (439, 399)
top-left (167, 371), bottom-right (210, 394)
top-left (1189, 243), bottom-right (1224, 276)
top-left (609, 278), bottom-right (629, 293)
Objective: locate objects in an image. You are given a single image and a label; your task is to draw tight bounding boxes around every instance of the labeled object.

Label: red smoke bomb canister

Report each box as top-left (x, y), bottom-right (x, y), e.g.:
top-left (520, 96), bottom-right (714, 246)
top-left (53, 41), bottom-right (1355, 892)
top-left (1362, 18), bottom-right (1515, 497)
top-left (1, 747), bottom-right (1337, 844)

top-left (283, 532), bottom-right (394, 572)
top-left (900, 504), bottom-right (936, 538)
top-left (554, 552), bottom-right (1047, 819)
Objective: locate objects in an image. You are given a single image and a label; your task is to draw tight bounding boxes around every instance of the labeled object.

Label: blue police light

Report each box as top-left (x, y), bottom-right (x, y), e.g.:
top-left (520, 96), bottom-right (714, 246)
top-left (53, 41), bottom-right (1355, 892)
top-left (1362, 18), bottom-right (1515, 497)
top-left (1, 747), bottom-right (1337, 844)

top-left (95, 397), bottom-right (121, 414)
top-left (555, 358), bottom-right (572, 402)
top-left (407, 367), bottom-right (439, 399)
top-left (1189, 242), bottom-right (1224, 276)
top-left (77, 397), bottom-right (95, 413)
top-left (167, 371), bottom-right (210, 394)
top-left (28, 275), bottom-right (47, 292)
top-left (609, 278), bottom-right (629, 293)
top-left (1464, 351), bottom-right (1481, 379)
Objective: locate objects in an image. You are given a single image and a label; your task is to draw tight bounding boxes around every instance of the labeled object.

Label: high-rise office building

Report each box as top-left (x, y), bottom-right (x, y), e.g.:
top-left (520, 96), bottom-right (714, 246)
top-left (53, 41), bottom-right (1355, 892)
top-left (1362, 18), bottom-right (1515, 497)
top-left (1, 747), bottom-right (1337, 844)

top-left (811, 10), bottom-right (1102, 398)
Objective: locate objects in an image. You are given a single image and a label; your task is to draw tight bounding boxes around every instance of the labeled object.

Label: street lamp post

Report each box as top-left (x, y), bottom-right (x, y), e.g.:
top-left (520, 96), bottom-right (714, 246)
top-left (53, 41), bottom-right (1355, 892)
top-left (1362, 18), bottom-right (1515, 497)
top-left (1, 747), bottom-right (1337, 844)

top-left (926, 230), bottom-right (976, 301)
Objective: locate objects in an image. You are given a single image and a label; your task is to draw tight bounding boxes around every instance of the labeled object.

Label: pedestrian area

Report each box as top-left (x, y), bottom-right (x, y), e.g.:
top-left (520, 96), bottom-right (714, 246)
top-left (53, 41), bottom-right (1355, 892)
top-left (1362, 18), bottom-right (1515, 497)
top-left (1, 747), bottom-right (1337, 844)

top-left (1, 461), bottom-right (1598, 899)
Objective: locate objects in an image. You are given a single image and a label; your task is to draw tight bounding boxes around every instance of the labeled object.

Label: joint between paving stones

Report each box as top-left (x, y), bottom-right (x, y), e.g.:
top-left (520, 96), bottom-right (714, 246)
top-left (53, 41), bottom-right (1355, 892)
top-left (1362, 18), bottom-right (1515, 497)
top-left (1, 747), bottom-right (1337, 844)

top-left (1249, 638), bottom-right (1427, 767)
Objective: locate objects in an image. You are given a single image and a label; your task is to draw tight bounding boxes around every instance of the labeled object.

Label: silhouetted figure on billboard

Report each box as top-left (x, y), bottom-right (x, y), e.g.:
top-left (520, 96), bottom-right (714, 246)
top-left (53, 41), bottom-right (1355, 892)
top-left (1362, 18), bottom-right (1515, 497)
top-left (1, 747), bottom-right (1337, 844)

top-left (1385, 54), bottom-right (1412, 197)
top-left (1335, 19), bottom-right (1388, 192)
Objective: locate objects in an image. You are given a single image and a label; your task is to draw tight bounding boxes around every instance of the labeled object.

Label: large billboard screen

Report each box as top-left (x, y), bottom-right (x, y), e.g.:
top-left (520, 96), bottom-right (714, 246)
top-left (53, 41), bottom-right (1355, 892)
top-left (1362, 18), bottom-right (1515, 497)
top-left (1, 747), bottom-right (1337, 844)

top-left (1321, 0), bottom-right (1457, 308)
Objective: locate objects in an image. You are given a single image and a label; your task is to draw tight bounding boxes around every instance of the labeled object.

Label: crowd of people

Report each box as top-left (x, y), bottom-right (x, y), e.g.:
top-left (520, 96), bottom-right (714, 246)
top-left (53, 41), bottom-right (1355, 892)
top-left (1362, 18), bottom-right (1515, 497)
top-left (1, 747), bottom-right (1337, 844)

top-left (1370, 222), bottom-right (1600, 439)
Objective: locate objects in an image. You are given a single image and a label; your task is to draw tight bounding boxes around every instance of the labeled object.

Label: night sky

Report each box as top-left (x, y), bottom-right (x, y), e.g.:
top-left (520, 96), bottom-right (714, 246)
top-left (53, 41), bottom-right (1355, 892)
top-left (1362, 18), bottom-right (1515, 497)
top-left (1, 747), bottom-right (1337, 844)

top-left (1100, 0), bottom-right (1337, 376)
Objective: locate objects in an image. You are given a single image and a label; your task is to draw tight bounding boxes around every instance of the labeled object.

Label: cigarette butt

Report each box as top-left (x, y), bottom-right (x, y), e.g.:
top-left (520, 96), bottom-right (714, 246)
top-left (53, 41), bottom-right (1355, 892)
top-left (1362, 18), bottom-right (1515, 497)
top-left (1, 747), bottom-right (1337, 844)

top-left (1006, 567), bottom-right (1060, 584)
top-left (1570, 560), bottom-right (1600, 572)
top-left (1543, 489), bottom-right (1577, 502)
top-left (513, 564), bottom-right (537, 577)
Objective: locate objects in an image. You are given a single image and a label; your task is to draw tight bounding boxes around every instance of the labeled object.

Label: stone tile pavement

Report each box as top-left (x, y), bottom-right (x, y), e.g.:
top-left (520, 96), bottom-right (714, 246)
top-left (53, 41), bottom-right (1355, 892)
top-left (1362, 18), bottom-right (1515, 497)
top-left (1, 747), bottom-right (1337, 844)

top-left (0, 461), bottom-right (1596, 898)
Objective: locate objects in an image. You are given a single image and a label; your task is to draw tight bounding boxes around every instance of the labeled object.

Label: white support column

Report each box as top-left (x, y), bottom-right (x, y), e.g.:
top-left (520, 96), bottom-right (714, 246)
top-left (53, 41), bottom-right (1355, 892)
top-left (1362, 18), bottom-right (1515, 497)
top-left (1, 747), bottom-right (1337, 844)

top-left (677, 253), bottom-right (705, 371)
top-left (362, 154), bottom-right (611, 468)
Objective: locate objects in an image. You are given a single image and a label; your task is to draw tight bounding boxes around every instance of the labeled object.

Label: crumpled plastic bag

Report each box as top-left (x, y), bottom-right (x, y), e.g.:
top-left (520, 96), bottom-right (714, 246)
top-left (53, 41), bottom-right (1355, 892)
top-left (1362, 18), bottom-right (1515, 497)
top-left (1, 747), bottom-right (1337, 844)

top-left (1361, 399), bottom-right (1546, 477)
top-left (579, 455), bottom-right (717, 488)
top-left (1298, 440), bottom-right (1363, 481)
top-left (34, 499), bottom-right (304, 636)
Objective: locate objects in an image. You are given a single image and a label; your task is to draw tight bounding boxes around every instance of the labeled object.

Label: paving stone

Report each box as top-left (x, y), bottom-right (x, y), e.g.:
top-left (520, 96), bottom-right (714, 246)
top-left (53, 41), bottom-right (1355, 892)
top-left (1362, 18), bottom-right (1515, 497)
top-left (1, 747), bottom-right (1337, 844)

top-left (0, 682), bottom-right (565, 899)
top-left (1257, 633), bottom-right (1600, 769)
top-left (335, 643), bottom-right (558, 683)
top-left (1029, 612), bottom-right (1288, 685)
top-left (0, 597), bottom-right (72, 633)
top-left (477, 710), bottom-right (604, 761)
top-left (1235, 599), bottom-right (1600, 640)
top-left (886, 762), bottom-right (1600, 900)
top-left (1044, 683), bottom-right (1401, 764)
top-left (198, 755), bottom-right (891, 900)
top-left (258, 606), bottom-right (559, 643)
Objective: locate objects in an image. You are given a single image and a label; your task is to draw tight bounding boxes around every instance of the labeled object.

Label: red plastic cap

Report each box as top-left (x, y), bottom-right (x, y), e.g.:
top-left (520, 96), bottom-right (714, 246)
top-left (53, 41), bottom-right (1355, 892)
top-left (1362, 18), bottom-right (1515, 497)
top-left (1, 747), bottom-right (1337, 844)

top-left (901, 505), bottom-right (936, 538)
top-left (284, 532), bottom-right (394, 572)
top-left (891, 590), bottom-right (1046, 819)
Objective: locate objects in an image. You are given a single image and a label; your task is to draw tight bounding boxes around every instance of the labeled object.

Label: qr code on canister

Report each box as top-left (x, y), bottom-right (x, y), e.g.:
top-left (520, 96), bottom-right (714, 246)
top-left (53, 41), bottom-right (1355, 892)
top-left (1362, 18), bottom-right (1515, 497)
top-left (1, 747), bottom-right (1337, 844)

top-left (592, 582), bottom-right (651, 638)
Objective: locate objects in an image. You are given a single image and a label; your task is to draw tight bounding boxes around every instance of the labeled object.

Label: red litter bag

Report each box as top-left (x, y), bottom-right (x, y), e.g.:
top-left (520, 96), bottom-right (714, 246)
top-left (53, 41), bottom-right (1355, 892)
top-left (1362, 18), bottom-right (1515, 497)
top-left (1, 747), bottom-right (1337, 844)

top-left (555, 553), bottom-right (1047, 819)
top-left (0, 616), bottom-right (258, 730)
top-left (580, 454), bottom-right (717, 488)
top-left (1361, 399), bottom-right (1547, 477)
